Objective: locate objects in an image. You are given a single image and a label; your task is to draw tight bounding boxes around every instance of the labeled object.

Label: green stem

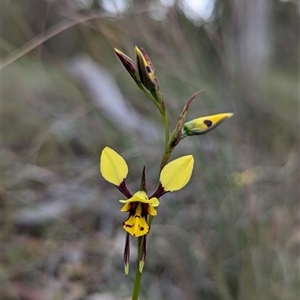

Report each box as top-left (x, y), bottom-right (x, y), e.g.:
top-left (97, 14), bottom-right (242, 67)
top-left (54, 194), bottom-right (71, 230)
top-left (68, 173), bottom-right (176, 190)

top-left (160, 146), bottom-right (172, 171)
top-left (161, 109), bottom-right (169, 148)
top-left (132, 237), bottom-right (143, 300)
top-left (140, 87), bottom-right (163, 114)
top-left (149, 114), bottom-right (174, 227)
top-left (131, 89), bottom-right (170, 300)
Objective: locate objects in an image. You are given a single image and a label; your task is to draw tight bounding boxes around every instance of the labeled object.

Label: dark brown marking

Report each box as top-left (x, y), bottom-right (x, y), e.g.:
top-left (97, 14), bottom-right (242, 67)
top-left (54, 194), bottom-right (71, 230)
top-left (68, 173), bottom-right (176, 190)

top-left (125, 224), bottom-right (134, 228)
top-left (146, 66), bottom-right (151, 73)
top-left (204, 120), bottom-right (212, 127)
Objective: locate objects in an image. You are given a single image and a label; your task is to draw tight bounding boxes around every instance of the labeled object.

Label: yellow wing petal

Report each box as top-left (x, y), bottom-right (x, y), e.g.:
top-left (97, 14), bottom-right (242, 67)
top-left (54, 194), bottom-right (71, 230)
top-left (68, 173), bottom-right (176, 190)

top-left (100, 147), bottom-right (128, 186)
top-left (160, 155), bottom-right (194, 192)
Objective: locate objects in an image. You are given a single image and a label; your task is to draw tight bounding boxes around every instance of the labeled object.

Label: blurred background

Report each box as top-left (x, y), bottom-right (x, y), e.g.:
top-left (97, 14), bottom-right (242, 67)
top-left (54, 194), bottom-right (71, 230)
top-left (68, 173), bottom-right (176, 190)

top-left (2, 0), bottom-right (299, 299)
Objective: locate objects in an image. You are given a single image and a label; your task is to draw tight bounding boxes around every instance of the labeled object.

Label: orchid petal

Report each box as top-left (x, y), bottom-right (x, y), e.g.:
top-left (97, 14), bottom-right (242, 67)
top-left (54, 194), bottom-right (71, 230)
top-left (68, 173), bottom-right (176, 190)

top-left (160, 155), bottom-right (194, 192)
top-left (100, 147), bottom-right (128, 186)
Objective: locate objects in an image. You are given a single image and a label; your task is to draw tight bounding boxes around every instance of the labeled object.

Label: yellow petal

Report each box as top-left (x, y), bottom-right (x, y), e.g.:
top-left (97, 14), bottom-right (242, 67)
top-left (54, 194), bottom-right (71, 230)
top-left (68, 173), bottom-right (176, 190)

top-left (100, 147), bottom-right (128, 186)
top-left (147, 205), bottom-right (157, 216)
top-left (123, 204), bottom-right (149, 237)
top-left (120, 202), bottom-right (131, 212)
top-left (120, 193), bottom-right (159, 215)
top-left (119, 191), bottom-right (155, 204)
top-left (160, 155), bottom-right (194, 192)
top-left (123, 216), bottom-right (149, 237)
top-left (183, 113), bottom-right (233, 136)
top-left (148, 197), bottom-right (159, 207)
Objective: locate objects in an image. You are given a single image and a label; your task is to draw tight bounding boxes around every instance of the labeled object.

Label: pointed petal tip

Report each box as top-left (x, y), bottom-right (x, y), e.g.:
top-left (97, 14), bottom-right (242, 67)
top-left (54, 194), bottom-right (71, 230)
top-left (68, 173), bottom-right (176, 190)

top-left (185, 154), bottom-right (194, 162)
top-left (139, 260), bottom-right (145, 273)
top-left (134, 46), bottom-right (144, 58)
top-left (124, 263), bottom-right (129, 276)
top-left (114, 48), bottom-right (123, 56)
top-left (224, 112), bottom-right (234, 119)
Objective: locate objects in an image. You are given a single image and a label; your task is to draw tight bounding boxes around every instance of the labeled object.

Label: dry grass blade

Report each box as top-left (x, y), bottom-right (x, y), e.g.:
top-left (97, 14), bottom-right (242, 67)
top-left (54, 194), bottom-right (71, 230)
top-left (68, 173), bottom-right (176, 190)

top-left (0, 12), bottom-right (109, 69)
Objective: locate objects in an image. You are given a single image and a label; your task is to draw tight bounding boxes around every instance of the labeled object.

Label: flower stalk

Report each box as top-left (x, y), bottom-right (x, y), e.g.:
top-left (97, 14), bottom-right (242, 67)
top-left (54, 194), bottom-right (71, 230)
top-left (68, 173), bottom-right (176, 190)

top-left (100, 46), bottom-right (234, 299)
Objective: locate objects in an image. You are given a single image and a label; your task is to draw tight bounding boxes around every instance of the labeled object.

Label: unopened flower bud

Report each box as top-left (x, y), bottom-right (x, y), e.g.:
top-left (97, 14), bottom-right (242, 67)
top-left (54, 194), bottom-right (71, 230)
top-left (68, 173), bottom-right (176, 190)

top-left (114, 48), bottom-right (141, 86)
top-left (134, 46), bottom-right (162, 103)
top-left (183, 113), bottom-right (234, 137)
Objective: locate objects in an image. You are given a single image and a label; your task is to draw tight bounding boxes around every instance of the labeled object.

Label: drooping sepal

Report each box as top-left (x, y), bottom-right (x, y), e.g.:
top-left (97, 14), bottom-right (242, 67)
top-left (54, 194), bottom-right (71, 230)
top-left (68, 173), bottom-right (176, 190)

top-left (169, 91), bottom-right (202, 149)
top-left (124, 233), bottom-right (130, 276)
top-left (182, 113), bottom-right (234, 137)
top-left (139, 235), bottom-right (147, 273)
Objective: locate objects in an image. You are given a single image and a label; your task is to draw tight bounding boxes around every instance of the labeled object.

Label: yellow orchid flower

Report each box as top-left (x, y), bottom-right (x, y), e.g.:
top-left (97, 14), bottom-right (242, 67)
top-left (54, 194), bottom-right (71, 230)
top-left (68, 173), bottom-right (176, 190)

top-left (120, 191), bottom-right (159, 237)
top-left (100, 147), bottom-right (194, 274)
top-left (100, 147), bottom-right (194, 237)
